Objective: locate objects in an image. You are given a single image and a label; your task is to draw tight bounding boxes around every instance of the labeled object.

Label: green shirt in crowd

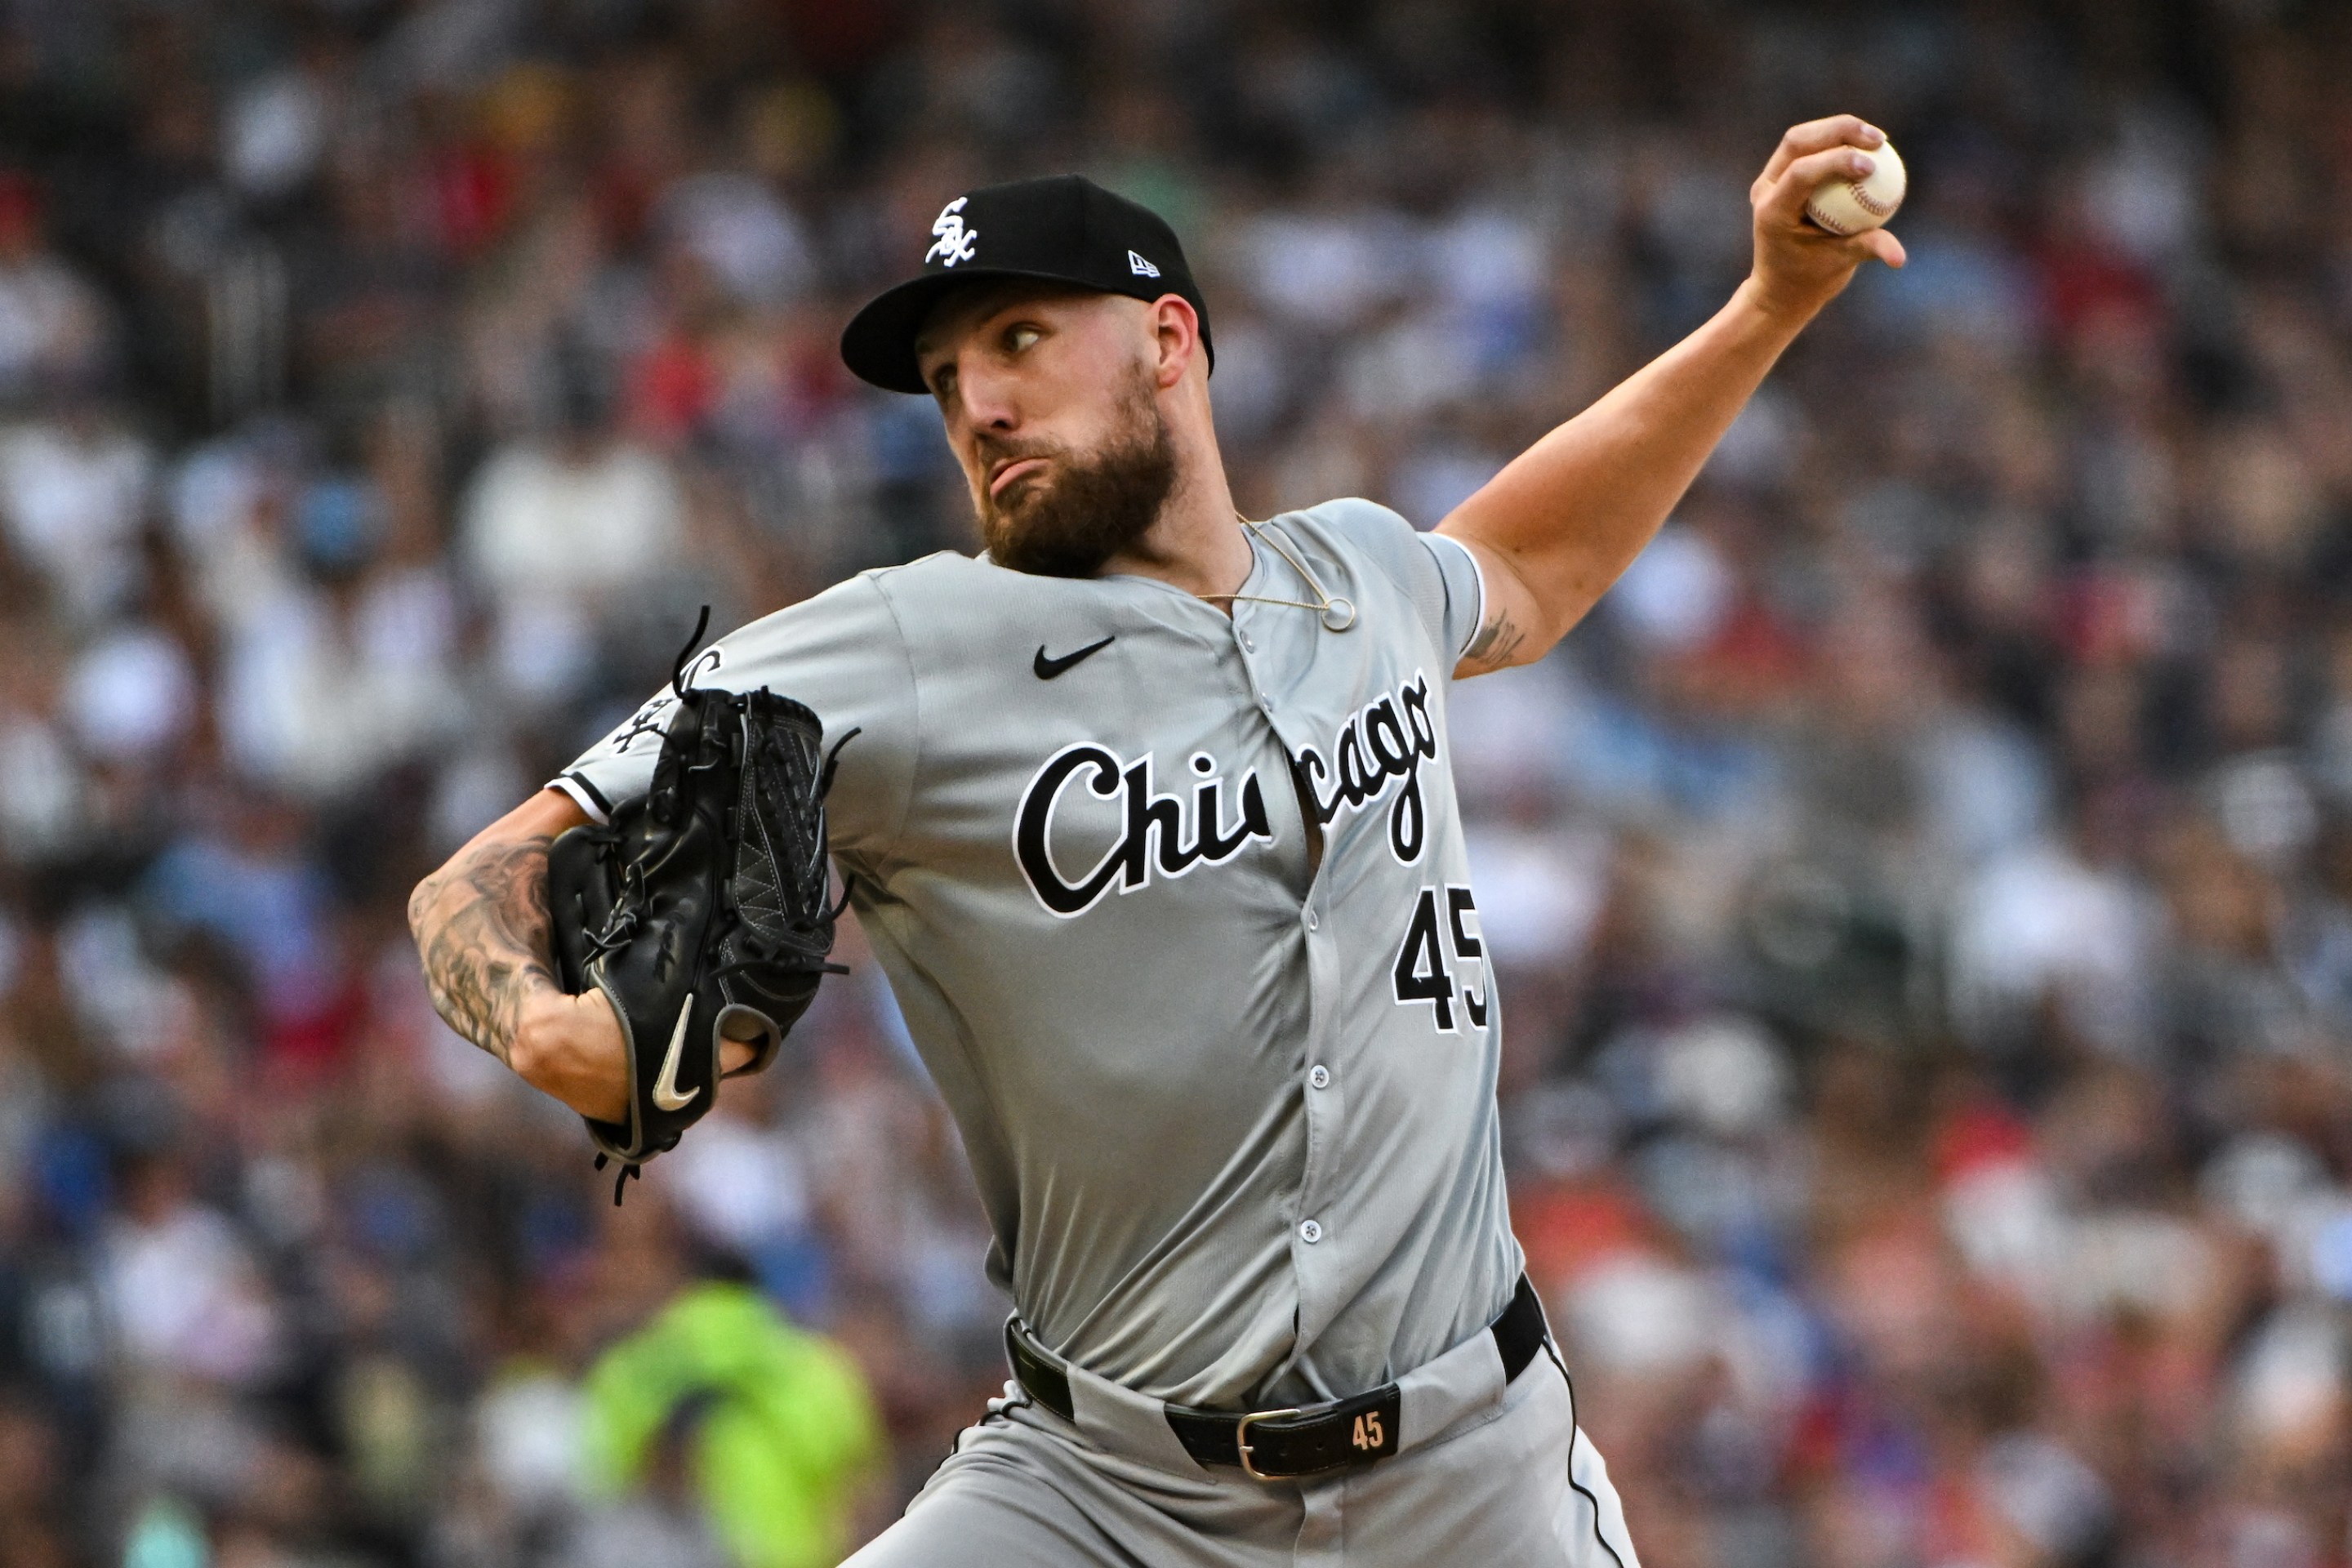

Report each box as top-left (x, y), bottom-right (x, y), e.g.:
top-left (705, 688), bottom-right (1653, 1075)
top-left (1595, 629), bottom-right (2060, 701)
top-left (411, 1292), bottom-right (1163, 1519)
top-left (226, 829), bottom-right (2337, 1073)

top-left (583, 1282), bottom-right (884, 1568)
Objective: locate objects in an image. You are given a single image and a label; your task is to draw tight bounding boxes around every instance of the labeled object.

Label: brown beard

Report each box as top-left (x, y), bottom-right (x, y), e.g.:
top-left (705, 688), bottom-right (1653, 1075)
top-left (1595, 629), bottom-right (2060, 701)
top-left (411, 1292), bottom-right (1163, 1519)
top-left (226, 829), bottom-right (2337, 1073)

top-left (975, 381), bottom-right (1178, 578)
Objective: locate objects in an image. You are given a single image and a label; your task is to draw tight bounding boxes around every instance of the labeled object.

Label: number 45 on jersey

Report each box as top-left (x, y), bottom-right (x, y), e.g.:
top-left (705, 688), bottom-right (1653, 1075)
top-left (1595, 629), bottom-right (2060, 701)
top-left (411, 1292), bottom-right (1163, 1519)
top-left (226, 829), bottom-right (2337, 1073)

top-left (1392, 885), bottom-right (1489, 1032)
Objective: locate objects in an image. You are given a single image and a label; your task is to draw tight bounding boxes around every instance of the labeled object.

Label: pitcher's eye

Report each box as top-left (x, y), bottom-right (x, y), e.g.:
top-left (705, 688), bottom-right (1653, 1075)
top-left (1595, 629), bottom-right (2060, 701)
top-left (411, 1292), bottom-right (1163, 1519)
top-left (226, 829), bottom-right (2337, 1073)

top-left (1006, 324), bottom-right (1042, 353)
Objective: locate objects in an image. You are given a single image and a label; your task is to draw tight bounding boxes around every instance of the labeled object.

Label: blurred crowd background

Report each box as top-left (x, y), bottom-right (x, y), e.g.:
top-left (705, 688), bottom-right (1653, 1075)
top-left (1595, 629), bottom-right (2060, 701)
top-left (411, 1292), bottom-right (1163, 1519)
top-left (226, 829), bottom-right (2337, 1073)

top-left (1, 0), bottom-right (2350, 1565)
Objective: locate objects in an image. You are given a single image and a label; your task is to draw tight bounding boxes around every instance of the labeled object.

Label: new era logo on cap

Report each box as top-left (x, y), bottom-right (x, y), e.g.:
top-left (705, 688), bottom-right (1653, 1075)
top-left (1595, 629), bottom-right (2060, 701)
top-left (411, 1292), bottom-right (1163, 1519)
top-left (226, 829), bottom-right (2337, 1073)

top-left (1128, 250), bottom-right (1160, 278)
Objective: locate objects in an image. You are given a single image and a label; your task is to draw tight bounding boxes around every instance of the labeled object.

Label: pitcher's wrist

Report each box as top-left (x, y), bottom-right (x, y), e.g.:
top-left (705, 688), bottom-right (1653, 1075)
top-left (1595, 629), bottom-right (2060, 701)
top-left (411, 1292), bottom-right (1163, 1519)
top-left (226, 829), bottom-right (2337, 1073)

top-left (1734, 272), bottom-right (1830, 335)
top-left (510, 982), bottom-right (588, 1086)
top-left (513, 986), bottom-right (630, 1121)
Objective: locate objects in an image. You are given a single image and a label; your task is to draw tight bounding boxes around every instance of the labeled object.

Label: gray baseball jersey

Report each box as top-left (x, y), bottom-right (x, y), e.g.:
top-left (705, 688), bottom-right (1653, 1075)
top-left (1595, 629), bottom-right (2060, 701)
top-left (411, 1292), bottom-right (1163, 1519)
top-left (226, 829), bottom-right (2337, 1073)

top-left (555, 499), bottom-right (1522, 1410)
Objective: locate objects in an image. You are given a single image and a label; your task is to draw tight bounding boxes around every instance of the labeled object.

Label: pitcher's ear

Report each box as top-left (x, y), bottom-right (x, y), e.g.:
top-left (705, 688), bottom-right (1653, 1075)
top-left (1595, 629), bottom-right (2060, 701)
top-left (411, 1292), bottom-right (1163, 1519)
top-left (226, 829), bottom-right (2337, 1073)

top-left (1148, 293), bottom-right (1201, 388)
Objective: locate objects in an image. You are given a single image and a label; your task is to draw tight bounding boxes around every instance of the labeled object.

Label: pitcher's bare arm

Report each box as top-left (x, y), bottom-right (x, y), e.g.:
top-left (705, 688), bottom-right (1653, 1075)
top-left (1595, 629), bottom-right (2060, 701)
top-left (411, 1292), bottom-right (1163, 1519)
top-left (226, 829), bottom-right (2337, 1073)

top-left (1442, 116), bottom-right (1905, 674)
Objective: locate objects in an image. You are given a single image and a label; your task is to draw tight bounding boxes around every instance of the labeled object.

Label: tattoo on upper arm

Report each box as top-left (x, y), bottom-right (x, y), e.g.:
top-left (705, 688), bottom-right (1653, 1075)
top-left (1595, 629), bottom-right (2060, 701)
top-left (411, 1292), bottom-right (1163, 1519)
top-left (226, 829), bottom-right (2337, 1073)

top-left (1463, 606), bottom-right (1528, 670)
top-left (409, 834), bottom-right (557, 1066)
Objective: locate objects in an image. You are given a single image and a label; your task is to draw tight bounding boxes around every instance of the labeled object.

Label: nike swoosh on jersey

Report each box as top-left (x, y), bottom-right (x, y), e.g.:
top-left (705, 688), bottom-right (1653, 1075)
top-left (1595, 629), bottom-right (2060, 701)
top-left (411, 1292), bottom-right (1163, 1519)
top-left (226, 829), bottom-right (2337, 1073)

top-left (1034, 635), bottom-right (1116, 679)
top-left (651, 996), bottom-right (701, 1111)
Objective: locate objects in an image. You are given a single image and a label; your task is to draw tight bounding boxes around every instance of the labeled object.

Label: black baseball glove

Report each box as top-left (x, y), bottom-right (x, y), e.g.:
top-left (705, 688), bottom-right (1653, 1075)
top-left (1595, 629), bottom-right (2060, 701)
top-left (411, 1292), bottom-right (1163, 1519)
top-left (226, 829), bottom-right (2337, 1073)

top-left (548, 615), bottom-right (853, 1201)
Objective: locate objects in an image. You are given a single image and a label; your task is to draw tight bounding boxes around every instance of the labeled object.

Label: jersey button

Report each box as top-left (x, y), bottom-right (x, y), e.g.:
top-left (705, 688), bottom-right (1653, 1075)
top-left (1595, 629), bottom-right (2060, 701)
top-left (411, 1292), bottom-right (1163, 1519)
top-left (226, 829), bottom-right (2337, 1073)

top-left (1304, 909), bottom-right (1319, 931)
top-left (1240, 631), bottom-right (1256, 653)
top-left (1298, 1219), bottom-right (1323, 1245)
top-left (1309, 1065), bottom-right (1330, 1089)
top-left (1258, 693), bottom-right (1274, 714)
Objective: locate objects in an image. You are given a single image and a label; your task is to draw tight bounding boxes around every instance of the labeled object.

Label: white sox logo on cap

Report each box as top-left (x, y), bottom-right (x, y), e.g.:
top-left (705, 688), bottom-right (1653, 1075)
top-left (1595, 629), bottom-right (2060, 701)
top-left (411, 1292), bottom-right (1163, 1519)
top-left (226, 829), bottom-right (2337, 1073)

top-left (926, 197), bottom-right (978, 268)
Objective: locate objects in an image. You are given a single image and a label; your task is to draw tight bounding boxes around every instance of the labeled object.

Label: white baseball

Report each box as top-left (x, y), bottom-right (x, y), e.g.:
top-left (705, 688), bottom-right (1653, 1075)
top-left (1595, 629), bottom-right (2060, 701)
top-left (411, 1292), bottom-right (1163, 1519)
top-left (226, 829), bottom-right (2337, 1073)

top-left (1805, 139), bottom-right (1905, 234)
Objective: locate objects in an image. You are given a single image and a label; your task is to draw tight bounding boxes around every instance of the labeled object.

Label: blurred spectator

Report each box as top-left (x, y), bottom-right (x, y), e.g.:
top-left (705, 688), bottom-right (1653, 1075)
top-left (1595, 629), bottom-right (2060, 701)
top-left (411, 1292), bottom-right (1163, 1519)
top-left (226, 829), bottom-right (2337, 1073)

top-left (0, 399), bottom-right (152, 626)
top-left (461, 356), bottom-right (685, 706)
top-left (0, 175), bottom-right (109, 406)
top-left (580, 1274), bottom-right (883, 1568)
top-left (461, 379), bottom-right (684, 612)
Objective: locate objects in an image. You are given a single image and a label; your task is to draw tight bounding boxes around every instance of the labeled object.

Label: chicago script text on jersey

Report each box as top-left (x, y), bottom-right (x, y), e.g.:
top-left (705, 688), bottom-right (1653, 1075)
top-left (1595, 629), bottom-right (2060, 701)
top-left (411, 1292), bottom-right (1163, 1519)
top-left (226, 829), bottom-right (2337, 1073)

top-left (1294, 671), bottom-right (1440, 864)
top-left (1013, 746), bottom-right (1276, 916)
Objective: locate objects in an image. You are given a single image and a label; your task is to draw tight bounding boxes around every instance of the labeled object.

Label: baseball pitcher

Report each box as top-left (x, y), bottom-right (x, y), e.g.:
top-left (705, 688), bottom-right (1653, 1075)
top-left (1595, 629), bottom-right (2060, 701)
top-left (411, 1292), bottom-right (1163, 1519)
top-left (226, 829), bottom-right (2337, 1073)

top-left (409, 118), bottom-right (1904, 1565)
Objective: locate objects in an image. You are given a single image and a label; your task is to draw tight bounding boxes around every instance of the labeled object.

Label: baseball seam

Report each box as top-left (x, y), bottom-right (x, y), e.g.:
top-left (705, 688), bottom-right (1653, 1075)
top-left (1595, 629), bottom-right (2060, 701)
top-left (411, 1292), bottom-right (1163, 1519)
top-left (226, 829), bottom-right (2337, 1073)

top-left (1850, 180), bottom-right (1896, 216)
top-left (1807, 177), bottom-right (1895, 234)
top-left (1806, 194), bottom-right (1856, 234)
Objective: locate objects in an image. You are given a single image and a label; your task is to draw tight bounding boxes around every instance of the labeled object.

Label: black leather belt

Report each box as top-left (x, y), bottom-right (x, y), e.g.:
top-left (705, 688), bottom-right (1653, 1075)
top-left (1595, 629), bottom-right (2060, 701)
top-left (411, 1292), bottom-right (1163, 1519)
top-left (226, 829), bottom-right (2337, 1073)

top-left (1004, 1274), bottom-right (1549, 1481)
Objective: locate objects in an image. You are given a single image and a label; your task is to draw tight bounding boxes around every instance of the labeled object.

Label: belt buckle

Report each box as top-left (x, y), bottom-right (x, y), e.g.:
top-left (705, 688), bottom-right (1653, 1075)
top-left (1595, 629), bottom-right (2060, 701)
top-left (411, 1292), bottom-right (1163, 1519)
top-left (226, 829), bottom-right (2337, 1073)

top-left (1233, 1406), bottom-right (1305, 1481)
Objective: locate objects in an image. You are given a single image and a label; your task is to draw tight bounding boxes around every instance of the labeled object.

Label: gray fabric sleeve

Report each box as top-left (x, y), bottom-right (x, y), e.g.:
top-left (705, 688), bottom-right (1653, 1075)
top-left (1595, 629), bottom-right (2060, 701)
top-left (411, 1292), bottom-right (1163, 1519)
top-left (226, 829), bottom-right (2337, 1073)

top-left (550, 572), bottom-right (920, 874)
top-left (1418, 529), bottom-right (1487, 665)
top-left (1301, 497), bottom-right (1486, 672)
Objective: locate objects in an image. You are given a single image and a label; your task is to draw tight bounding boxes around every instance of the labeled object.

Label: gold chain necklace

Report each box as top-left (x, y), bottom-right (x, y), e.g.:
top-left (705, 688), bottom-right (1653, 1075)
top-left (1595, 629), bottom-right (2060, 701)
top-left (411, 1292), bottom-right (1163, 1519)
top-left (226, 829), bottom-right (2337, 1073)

top-left (1198, 513), bottom-right (1359, 632)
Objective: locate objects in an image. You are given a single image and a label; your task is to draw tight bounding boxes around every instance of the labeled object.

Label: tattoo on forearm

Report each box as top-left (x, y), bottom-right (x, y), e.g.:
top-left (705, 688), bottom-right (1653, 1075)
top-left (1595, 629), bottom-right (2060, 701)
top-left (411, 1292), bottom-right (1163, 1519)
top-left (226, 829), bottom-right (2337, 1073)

top-left (1463, 608), bottom-right (1528, 668)
top-left (408, 834), bottom-right (557, 1065)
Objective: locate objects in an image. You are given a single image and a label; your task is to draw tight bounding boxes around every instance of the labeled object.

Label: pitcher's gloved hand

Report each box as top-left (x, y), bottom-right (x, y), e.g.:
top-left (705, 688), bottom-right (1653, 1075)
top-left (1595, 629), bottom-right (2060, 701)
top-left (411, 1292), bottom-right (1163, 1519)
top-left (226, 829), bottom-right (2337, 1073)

top-left (547, 612), bottom-right (855, 1201)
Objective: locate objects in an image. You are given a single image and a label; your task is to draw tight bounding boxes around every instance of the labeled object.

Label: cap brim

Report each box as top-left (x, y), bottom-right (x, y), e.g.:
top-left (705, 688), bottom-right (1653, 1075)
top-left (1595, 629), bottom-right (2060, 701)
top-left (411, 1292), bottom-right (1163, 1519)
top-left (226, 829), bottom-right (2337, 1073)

top-left (840, 269), bottom-right (1112, 394)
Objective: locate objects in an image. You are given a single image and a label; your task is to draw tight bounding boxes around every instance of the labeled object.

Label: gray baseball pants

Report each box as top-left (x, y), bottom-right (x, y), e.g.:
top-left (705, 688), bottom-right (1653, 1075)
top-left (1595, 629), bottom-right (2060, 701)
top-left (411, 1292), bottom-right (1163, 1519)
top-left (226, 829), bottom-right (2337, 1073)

top-left (845, 1327), bottom-right (1642, 1567)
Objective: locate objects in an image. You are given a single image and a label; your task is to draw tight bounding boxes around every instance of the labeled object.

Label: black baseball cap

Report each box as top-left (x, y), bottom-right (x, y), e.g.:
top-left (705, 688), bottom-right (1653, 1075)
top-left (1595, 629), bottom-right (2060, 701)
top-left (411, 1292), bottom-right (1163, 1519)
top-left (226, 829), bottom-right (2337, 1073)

top-left (840, 174), bottom-right (1213, 395)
